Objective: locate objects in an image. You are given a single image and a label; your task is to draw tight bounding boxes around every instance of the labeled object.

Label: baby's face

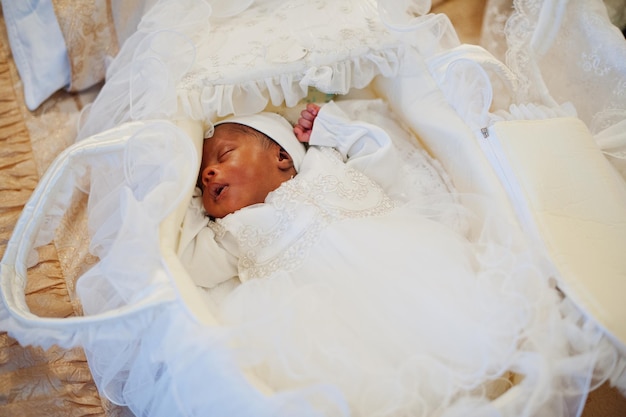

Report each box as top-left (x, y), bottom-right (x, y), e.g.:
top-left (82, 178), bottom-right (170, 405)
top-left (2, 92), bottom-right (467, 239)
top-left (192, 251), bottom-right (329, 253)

top-left (199, 124), bottom-right (290, 218)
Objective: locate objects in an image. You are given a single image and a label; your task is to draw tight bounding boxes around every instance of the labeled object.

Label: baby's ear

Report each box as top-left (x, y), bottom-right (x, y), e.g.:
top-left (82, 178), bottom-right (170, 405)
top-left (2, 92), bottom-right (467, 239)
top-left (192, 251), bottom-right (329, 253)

top-left (276, 147), bottom-right (294, 171)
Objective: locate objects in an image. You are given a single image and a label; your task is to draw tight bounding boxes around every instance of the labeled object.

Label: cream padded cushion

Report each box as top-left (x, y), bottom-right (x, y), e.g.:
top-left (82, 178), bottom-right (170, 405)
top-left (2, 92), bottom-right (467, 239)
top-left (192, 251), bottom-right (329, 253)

top-left (493, 118), bottom-right (626, 351)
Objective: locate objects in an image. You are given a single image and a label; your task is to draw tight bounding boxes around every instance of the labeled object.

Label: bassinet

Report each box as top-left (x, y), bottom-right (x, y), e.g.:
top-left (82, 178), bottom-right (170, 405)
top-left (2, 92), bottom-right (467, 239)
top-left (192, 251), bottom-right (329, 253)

top-left (1, 0), bottom-right (625, 416)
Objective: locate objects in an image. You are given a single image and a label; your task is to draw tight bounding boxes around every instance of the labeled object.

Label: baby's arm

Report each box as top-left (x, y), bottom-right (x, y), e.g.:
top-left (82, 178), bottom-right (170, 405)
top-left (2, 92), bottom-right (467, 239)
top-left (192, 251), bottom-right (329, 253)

top-left (307, 101), bottom-right (401, 193)
top-left (296, 101), bottom-right (400, 181)
top-left (293, 103), bottom-right (320, 143)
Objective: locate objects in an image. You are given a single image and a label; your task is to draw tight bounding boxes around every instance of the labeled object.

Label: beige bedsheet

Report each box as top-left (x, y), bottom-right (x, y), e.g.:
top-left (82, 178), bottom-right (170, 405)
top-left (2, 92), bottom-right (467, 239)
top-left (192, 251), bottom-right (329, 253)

top-left (0, 1), bottom-right (624, 415)
top-left (0, 7), bottom-right (129, 416)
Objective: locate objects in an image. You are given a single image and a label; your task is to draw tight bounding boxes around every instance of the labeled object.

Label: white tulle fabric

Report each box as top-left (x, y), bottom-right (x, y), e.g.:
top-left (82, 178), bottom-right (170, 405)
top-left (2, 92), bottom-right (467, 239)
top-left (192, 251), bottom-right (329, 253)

top-left (1, 0), bottom-right (625, 416)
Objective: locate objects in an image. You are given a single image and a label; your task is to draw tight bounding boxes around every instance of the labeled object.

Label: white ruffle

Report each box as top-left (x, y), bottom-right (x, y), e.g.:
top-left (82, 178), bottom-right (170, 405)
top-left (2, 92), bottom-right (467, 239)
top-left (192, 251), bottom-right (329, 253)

top-left (177, 46), bottom-right (405, 123)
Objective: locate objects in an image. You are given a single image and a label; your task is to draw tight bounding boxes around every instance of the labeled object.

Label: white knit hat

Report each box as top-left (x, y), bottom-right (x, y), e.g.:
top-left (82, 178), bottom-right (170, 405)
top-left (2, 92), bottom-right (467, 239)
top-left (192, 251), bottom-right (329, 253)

top-left (210, 112), bottom-right (306, 172)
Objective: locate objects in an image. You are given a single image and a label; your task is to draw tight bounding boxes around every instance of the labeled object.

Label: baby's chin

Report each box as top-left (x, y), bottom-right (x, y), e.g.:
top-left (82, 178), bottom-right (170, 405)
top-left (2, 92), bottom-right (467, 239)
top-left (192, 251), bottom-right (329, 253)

top-left (202, 197), bottom-right (230, 219)
top-left (203, 203), bottom-right (224, 220)
top-left (205, 204), bottom-right (241, 220)
top-left (205, 191), bottom-right (272, 219)
top-left (206, 209), bottom-right (227, 219)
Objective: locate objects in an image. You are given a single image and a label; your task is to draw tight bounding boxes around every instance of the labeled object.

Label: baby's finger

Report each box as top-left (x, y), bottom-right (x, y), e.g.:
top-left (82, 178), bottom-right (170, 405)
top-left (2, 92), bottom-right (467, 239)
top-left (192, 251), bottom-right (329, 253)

top-left (306, 103), bottom-right (320, 114)
top-left (297, 117), bottom-right (313, 130)
top-left (299, 109), bottom-right (316, 122)
top-left (293, 126), bottom-right (310, 142)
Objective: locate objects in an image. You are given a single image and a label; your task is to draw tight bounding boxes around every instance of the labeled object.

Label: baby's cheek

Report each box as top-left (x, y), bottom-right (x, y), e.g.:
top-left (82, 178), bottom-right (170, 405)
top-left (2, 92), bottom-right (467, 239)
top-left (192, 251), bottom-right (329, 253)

top-left (201, 193), bottom-right (213, 213)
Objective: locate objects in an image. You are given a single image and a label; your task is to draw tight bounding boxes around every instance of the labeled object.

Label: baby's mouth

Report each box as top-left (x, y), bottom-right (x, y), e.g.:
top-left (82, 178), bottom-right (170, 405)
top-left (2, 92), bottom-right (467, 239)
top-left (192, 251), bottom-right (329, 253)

top-left (210, 183), bottom-right (228, 200)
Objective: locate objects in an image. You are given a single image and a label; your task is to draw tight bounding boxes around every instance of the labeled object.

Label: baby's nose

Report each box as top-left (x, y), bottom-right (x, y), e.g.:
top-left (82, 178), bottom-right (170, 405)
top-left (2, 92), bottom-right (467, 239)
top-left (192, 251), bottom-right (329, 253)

top-left (201, 165), bottom-right (218, 186)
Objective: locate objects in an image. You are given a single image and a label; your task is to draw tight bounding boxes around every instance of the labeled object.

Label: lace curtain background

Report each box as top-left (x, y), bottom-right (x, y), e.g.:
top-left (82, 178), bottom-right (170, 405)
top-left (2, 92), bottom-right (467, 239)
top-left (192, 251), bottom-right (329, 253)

top-left (480, 0), bottom-right (626, 177)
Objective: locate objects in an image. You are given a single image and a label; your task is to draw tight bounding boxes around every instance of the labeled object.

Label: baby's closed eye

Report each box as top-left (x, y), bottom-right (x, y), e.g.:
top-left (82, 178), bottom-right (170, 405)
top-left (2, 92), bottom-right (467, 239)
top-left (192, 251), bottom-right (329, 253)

top-left (218, 148), bottom-right (234, 161)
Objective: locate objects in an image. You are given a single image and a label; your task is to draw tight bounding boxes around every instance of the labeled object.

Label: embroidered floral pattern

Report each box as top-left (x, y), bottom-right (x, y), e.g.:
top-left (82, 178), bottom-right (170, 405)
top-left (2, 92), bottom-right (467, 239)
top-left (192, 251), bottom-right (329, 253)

top-left (581, 48), bottom-right (611, 77)
top-left (52, 0), bottom-right (119, 91)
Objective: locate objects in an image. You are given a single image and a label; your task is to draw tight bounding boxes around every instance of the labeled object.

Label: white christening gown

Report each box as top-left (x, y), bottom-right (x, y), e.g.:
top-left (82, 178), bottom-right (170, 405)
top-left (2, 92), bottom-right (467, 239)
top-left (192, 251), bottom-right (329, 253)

top-left (180, 101), bottom-right (608, 417)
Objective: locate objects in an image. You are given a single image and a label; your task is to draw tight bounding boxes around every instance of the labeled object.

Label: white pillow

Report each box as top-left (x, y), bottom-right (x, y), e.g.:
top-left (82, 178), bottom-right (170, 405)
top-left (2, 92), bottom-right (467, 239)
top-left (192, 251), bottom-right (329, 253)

top-left (1, 0), bottom-right (71, 110)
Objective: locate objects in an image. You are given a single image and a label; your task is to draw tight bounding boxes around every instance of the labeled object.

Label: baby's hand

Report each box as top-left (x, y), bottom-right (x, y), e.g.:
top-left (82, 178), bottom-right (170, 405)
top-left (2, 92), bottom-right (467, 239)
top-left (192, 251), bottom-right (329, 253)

top-left (293, 103), bottom-right (320, 143)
